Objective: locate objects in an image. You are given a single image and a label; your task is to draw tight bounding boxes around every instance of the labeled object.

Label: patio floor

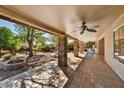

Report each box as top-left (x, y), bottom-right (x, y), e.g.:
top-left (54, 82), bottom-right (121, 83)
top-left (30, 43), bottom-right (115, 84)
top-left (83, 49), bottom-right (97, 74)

top-left (64, 53), bottom-right (124, 88)
top-left (0, 52), bottom-right (124, 88)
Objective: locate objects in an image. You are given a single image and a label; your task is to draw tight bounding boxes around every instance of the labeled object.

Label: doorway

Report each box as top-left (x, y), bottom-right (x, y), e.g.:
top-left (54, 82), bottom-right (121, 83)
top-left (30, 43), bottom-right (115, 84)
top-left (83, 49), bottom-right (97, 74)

top-left (98, 38), bottom-right (105, 55)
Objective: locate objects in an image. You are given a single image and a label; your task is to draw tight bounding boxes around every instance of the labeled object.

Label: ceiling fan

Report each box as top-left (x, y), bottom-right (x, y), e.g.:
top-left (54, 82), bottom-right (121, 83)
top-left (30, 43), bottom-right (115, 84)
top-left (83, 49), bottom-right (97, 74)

top-left (71, 20), bottom-right (100, 35)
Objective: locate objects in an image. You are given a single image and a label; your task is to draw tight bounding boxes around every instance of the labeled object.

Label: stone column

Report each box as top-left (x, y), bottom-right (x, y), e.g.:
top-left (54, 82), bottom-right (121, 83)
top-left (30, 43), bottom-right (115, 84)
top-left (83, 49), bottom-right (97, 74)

top-left (74, 40), bottom-right (79, 57)
top-left (79, 41), bottom-right (84, 53)
top-left (58, 35), bottom-right (67, 66)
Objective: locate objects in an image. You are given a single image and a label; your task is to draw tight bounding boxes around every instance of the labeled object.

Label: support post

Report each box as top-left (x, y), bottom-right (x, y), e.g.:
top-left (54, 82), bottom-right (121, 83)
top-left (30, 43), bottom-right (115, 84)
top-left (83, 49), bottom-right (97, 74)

top-left (74, 40), bottom-right (79, 57)
top-left (79, 41), bottom-right (84, 53)
top-left (58, 35), bottom-right (67, 66)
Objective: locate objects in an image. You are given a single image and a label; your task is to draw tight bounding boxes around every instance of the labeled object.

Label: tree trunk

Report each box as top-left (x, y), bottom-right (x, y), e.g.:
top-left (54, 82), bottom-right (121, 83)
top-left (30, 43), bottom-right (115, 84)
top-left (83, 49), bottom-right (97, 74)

top-left (27, 27), bottom-right (34, 57)
top-left (28, 41), bottom-right (33, 57)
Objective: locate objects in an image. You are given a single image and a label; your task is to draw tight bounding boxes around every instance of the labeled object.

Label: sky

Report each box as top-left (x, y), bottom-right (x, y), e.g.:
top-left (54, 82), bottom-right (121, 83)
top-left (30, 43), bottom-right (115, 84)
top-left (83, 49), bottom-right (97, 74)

top-left (0, 19), bottom-right (51, 40)
top-left (0, 19), bottom-right (17, 33)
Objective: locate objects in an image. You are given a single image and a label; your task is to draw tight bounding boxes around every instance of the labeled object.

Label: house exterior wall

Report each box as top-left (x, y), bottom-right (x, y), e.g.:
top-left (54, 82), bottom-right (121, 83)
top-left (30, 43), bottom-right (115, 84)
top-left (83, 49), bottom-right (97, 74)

top-left (97, 13), bottom-right (124, 81)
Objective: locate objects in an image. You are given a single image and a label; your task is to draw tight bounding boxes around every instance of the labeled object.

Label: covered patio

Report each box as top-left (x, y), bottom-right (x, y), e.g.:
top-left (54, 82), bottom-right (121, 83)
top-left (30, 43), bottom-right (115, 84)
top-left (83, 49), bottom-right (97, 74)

top-left (64, 53), bottom-right (124, 88)
top-left (0, 5), bottom-right (124, 88)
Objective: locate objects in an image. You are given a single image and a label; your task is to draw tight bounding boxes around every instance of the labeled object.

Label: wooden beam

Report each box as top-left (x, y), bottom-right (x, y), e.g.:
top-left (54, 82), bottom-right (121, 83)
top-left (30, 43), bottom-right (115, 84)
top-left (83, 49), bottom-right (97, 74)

top-left (0, 6), bottom-right (65, 36)
top-left (67, 35), bottom-right (78, 41)
top-left (0, 6), bottom-right (81, 41)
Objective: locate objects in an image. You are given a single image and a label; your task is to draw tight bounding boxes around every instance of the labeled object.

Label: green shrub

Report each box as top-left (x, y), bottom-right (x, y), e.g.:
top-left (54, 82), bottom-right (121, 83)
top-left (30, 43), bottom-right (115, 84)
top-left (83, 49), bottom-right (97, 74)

top-left (86, 41), bottom-right (95, 48)
top-left (67, 42), bottom-right (74, 51)
top-left (42, 45), bottom-right (51, 52)
top-left (2, 53), bottom-right (13, 60)
top-left (37, 44), bottom-right (56, 52)
top-left (33, 48), bottom-right (38, 52)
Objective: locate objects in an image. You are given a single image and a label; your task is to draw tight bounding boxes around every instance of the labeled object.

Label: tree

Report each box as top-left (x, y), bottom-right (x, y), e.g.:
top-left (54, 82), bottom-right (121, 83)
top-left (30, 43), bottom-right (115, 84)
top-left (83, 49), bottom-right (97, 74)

top-left (34, 31), bottom-right (47, 50)
top-left (51, 35), bottom-right (58, 44)
top-left (0, 26), bottom-right (14, 55)
top-left (15, 25), bottom-right (35, 57)
top-left (50, 35), bottom-right (58, 51)
top-left (86, 41), bottom-right (95, 48)
top-left (10, 36), bottom-right (22, 52)
top-left (15, 25), bottom-right (49, 57)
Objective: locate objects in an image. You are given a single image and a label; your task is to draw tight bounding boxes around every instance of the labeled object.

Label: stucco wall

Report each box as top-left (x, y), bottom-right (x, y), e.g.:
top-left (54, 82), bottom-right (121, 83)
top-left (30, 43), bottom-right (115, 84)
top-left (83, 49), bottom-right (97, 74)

top-left (98, 13), bottom-right (124, 81)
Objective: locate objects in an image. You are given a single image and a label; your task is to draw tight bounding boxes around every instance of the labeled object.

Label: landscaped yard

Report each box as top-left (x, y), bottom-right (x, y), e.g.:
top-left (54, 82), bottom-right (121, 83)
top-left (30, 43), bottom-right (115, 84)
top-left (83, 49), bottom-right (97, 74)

top-left (0, 52), bottom-right (57, 80)
top-left (0, 19), bottom-right (86, 88)
top-left (0, 52), bottom-right (86, 88)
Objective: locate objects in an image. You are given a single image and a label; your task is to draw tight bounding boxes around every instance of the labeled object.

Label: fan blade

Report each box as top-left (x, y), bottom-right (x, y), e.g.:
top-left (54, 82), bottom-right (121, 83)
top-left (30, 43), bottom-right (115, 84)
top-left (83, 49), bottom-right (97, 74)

top-left (75, 27), bottom-right (82, 30)
top-left (71, 30), bottom-right (81, 33)
top-left (82, 20), bottom-right (86, 25)
top-left (86, 28), bottom-right (97, 32)
top-left (93, 25), bottom-right (100, 28)
top-left (75, 27), bottom-right (81, 28)
top-left (80, 30), bottom-right (85, 34)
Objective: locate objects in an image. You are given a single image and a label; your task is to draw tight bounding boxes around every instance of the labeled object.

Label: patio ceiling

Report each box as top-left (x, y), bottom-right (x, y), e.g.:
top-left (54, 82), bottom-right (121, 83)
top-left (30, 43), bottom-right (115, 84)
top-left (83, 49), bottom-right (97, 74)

top-left (1, 5), bottom-right (124, 42)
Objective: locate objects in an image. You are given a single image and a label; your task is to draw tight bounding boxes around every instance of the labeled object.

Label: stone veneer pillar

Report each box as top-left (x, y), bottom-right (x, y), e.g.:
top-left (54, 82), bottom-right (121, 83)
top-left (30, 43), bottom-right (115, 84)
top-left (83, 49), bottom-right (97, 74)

top-left (79, 41), bottom-right (84, 53)
top-left (58, 35), bottom-right (67, 66)
top-left (74, 40), bottom-right (79, 57)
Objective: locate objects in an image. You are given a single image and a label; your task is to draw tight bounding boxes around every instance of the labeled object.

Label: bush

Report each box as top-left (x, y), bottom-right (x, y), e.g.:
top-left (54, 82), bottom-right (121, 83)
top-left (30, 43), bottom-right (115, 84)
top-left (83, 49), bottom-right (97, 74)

top-left (33, 48), bottom-right (38, 52)
top-left (67, 42), bottom-right (74, 51)
top-left (40, 44), bottom-right (55, 52)
top-left (86, 41), bottom-right (95, 48)
top-left (42, 45), bottom-right (51, 52)
top-left (2, 53), bottom-right (13, 60)
top-left (49, 45), bottom-right (55, 49)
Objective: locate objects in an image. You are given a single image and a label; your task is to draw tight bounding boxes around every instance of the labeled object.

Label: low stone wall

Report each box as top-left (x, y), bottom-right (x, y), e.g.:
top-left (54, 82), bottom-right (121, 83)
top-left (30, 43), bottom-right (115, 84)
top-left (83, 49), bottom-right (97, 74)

top-left (0, 61), bottom-right (26, 71)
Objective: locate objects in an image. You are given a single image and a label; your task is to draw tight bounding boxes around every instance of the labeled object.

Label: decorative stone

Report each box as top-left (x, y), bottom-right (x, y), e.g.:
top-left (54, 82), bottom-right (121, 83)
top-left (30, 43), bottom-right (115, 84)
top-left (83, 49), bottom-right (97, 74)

top-left (0, 61), bottom-right (68, 88)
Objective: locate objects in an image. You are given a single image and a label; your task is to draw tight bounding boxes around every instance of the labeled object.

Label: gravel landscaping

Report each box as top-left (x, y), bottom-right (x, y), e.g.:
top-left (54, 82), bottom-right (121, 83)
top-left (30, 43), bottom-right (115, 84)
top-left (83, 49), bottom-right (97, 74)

top-left (67, 52), bottom-right (87, 70)
top-left (0, 52), bottom-right (57, 81)
top-left (0, 61), bottom-right (68, 88)
top-left (0, 52), bottom-right (86, 88)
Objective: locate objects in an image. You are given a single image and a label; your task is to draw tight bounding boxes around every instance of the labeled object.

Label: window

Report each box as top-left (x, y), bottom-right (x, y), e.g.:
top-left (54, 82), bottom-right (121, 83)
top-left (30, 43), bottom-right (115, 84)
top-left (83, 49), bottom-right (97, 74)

top-left (114, 25), bottom-right (124, 63)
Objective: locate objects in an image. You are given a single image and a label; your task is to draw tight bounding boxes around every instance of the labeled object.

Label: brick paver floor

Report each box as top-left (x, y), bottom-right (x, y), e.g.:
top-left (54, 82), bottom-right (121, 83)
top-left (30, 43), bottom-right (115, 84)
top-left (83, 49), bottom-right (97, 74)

top-left (64, 53), bottom-right (124, 88)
